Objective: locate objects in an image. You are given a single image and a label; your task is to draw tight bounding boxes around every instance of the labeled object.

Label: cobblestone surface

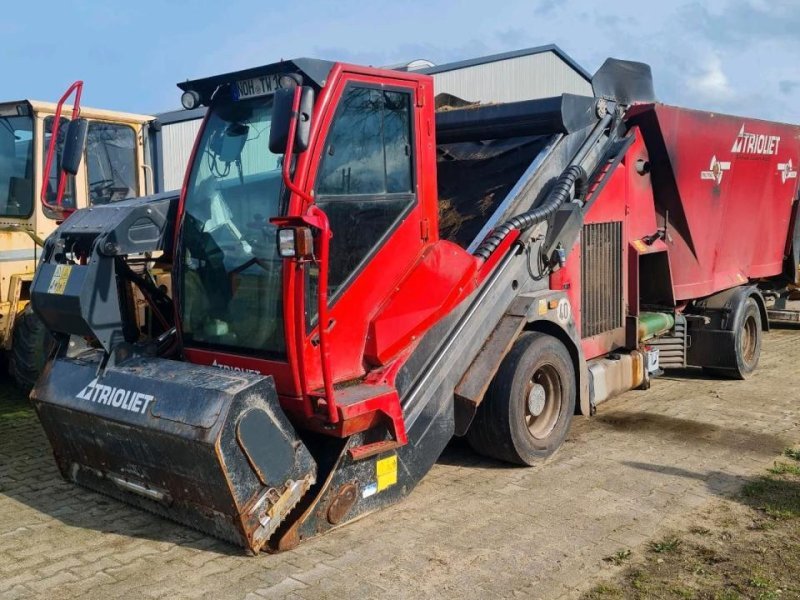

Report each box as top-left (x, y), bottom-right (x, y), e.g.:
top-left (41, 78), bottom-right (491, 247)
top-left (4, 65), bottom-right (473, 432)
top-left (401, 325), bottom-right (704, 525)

top-left (1, 327), bottom-right (798, 599)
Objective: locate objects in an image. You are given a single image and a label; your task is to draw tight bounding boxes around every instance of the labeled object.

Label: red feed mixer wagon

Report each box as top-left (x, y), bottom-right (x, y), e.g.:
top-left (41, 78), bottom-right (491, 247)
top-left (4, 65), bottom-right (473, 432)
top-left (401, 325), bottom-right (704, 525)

top-left (26, 55), bottom-right (800, 553)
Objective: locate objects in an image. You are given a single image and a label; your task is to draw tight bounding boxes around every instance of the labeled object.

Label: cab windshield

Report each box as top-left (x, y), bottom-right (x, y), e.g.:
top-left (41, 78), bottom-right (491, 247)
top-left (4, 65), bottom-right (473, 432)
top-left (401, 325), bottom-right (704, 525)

top-left (0, 113), bottom-right (34, 217)
top-left (179, 96), bottom-right (286, 356)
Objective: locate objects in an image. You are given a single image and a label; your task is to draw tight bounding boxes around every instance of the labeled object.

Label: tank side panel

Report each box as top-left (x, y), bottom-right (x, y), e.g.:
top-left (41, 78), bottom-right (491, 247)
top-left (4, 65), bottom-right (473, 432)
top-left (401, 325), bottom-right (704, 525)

top-left (637, 104), bottom-right (800, 300)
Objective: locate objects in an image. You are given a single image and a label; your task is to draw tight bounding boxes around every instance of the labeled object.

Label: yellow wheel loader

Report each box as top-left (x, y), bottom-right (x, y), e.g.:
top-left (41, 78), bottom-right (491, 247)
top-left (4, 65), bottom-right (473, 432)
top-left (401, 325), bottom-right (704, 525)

top-left (0, 85), bottom-right (156, 389)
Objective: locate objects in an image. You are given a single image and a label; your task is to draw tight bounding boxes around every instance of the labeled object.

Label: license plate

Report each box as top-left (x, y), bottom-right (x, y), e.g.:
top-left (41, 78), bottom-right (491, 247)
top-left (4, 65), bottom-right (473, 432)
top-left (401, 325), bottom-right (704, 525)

top-left (233, 75), bottom-right (281, 100)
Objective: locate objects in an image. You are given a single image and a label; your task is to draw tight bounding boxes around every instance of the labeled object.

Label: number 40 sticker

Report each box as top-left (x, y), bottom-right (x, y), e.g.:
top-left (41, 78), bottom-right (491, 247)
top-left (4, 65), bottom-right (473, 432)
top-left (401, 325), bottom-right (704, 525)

top-left (556, 298), bottom-right (571, 324)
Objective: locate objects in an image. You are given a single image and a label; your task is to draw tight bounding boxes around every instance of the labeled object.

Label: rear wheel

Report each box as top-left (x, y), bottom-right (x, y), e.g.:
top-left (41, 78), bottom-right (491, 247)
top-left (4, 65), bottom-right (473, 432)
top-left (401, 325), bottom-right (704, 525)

top-left (466, 331), bottom-right (576, 465)
top-left (706, 296), bottom-right (762, 380)
top-left (10, 305), bottom-right (54, 392)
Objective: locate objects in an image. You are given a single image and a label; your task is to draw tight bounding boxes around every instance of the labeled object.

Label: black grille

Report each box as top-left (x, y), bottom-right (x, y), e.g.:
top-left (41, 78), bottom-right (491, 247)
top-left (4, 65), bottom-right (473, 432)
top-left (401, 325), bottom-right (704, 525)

top-left (581, 221), bottom-right (623, 337)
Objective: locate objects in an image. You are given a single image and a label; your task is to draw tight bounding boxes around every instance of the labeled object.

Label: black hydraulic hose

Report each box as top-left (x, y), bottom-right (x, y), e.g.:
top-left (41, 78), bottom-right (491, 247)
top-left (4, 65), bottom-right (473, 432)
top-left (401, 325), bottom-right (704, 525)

top-left (474, 164), bottom-right (587, 260)
top-left (472, 111), bottom-right (615, 261)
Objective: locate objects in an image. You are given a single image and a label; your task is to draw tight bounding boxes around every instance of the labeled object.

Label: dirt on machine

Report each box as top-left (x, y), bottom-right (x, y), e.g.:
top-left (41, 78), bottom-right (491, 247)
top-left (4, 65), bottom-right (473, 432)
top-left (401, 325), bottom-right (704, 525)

top-left (27, 55), bottom-right (800, 553)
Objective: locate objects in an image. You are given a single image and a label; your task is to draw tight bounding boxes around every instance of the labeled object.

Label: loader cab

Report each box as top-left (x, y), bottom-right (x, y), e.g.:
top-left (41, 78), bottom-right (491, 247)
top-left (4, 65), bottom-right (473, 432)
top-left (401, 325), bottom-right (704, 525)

top-left (0, 99), bottom-right (152, 352)
top-left (176, 60), bottom-right (440, 407)
top-left (0, 100), bottom-right (152, 231)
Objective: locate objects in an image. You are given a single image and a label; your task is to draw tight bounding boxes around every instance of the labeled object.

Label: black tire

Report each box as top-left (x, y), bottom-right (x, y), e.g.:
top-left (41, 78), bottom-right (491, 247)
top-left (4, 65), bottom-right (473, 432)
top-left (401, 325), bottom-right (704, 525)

top-left (10, 305), bottom-right (54, 392)
top-left (466, 331), bottom-right (576, 465)
top-left (706, 297), bottom-right (762, 380)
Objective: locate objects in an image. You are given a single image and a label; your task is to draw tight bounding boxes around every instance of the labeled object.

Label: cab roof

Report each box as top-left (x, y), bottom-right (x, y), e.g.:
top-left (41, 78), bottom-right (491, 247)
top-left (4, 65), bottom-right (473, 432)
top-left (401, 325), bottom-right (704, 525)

top-left (1, 99), bottom-right (153, 125)
top-left (177, 58), bottom-right (335, 106)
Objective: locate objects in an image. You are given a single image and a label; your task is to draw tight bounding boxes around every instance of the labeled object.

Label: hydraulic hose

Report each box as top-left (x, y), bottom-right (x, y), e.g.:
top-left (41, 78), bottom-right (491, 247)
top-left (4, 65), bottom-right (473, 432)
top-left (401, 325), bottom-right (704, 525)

top-left (474, 164), bottom-right (587, 260)
top-left (473, 111), bottom-right (614, 261)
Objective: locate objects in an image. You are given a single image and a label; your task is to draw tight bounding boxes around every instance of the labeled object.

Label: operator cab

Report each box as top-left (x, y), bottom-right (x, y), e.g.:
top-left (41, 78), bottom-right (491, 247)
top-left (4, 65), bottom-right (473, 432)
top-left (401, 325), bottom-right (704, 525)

top-left (176, 63), bottom-right (330, 359)
top-left (176, 59), bottom-right (434, 411)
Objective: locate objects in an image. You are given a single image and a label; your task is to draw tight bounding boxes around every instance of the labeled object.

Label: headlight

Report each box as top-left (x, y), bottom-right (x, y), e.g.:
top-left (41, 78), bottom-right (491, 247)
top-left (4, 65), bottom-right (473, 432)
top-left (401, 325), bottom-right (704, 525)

top-left (181, 90), bottom-right (201, 110)
top-left (277, 228), bottom-right (297, 258)
top-left (278, 74), bottom-right (303, 89)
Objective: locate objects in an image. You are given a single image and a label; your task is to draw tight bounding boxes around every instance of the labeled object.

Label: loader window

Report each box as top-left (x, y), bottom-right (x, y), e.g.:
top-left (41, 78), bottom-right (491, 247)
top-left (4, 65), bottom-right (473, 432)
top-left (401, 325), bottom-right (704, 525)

top-left (0, 113), bottom-right (34, 217)
top-left (42, 116), bottom-right (76, 216)
top-left (315, 86), bottom-right (415, 297)
top-left (86, 122), bottom-right (137, 204)
top-left (179, 95), bottom-right (287, 357)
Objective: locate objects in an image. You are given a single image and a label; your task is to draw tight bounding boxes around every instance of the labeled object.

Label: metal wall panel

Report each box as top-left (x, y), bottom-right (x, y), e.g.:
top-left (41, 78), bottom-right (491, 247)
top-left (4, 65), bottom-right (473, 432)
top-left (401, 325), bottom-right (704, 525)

top-left (160, 119), bottom-right (203, 191)
top-left (430, 52), bottom-right (592, 104)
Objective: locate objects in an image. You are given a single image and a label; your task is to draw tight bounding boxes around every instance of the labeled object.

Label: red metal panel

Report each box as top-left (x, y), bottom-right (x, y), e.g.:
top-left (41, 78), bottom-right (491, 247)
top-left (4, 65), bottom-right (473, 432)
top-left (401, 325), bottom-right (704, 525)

top-left (365, 241), bottom-right (478, 365)
top-left (629, 104), bottom-right (800, 300)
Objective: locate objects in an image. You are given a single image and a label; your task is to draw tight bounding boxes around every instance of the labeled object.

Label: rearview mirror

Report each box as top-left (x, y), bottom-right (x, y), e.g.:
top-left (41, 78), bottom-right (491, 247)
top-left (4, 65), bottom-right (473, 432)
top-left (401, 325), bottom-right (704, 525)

top-left (269, 86), bottom-right (314, 154)
top-left (61, 118), bottom-right (88, 176)
top-left (214, 123), bottom-right (249, 163)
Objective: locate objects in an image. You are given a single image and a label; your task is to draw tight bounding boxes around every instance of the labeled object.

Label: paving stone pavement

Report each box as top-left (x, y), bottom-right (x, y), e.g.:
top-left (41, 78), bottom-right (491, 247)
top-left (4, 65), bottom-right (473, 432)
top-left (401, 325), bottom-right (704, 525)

top-left (1, 327), bottom-right (799, 599)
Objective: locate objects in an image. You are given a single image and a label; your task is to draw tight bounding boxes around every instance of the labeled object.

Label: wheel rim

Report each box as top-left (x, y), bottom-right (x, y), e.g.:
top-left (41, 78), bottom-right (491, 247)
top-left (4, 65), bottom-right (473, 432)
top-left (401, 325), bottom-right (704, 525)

top-left (524, 364), bottom-right (563, 440)
top-left (740, 313), bottom-right (758, 365)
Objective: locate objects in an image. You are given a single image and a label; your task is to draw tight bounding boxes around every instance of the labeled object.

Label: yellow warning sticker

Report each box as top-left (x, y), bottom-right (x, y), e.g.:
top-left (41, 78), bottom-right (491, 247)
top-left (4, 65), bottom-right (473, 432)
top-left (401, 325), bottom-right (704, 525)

top-left (47, 265), bottom-right (72, 295)
top-left (537, 299), bottom-right (548, 316)
top-left (376, 454), bottom-right (397, 492)
top-left (632, 239), bottom-right (648, 254)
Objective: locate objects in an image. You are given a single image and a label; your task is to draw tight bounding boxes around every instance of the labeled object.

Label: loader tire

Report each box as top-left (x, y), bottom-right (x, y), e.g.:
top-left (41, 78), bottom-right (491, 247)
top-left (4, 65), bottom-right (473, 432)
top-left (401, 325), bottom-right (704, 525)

top-left (11, 305), bottom-right (54, 392)
top-left (705, 296), bottom-right (762, 380)
top-left (466, 332), bottom-right (575, 466)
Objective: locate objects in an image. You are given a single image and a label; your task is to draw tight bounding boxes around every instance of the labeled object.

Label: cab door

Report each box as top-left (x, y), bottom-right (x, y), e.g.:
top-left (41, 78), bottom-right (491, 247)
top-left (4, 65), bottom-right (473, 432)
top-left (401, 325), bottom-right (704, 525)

top-left (301, 74), bottom-right (428, 388)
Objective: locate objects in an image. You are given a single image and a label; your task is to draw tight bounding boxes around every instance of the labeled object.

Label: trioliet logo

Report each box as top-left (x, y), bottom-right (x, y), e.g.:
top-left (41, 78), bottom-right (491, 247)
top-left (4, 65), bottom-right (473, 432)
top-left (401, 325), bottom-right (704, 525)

top-left (76, 379), bottom-right (154, 415)
top-left (731, 125), bottom-right (781, 156)
top-left (211, 359), bottom-right (260, 374)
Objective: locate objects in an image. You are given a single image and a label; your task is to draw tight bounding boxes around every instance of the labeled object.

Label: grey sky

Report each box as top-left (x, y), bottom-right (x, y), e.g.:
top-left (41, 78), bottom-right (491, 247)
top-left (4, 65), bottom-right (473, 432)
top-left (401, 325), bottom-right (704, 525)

top-left (1, 0), bottom-right (796, 122)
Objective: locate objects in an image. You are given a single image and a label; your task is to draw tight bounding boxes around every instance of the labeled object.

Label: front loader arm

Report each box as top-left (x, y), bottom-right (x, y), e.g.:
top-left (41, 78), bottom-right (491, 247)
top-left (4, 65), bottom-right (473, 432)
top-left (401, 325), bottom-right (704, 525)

top-left (31, 191), bottom-right (178, 361)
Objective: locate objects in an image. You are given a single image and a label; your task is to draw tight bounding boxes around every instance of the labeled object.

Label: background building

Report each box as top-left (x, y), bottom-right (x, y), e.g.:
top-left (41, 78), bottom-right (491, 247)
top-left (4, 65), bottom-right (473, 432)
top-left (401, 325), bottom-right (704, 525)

top-left (153, 45), bottom-right (591, 191)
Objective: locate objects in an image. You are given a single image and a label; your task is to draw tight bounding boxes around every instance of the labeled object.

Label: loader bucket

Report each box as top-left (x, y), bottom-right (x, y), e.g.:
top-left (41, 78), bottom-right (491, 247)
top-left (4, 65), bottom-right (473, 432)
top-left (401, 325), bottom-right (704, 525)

top-left (30, 353), bottom-right (316, 553)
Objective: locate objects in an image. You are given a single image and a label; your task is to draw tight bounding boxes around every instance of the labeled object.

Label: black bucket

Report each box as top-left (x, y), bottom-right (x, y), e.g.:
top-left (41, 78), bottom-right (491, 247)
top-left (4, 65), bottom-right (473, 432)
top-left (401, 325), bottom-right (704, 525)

top-left (31, 352), bottom-right (316, 553)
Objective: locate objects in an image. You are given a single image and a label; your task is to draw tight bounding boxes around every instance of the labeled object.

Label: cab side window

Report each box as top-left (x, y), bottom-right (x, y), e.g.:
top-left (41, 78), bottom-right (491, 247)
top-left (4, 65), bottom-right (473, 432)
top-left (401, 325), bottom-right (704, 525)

top-left (315, 85), bottom-right (414, 294)
top-left (86, 122), bottom-right (137, 205)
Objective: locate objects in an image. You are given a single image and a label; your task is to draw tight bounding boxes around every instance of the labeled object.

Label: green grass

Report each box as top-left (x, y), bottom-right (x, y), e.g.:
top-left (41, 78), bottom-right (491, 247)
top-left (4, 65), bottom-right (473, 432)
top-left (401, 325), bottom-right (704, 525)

top-left (582, 448), bottom-right (800, 600)
top-left (670, 585), bottom-right (696, 598)
top-left (649, 536), bottom-right (682, 554)
top-left (603, 549), bottom-right (632, 566)
top-left (768, 461), bottom-right (800, 476)
top-left (0, 407), bottom-right (32, 421)
top-left (586, 583), bottom-right (623, 597)
top-left (784, 448), bottom-right (800, 462)
top-left (749, 574), bottom-right (771, 589)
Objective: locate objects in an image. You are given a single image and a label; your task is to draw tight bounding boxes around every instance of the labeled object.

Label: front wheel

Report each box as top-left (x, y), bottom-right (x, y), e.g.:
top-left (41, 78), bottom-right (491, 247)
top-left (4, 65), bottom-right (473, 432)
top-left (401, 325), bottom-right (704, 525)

top-left (466, 331), bottom-right (576, 465)
top-left (10, 305), bottom-right (54, 392)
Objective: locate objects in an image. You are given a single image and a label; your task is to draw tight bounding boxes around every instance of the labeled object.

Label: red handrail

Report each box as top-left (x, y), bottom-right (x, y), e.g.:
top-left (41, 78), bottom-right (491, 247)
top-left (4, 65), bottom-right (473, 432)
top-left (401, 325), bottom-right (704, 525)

top-left (281, 86), bottom-right (339, 424)
top-left (41, 80), bottom-right (83, 217)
